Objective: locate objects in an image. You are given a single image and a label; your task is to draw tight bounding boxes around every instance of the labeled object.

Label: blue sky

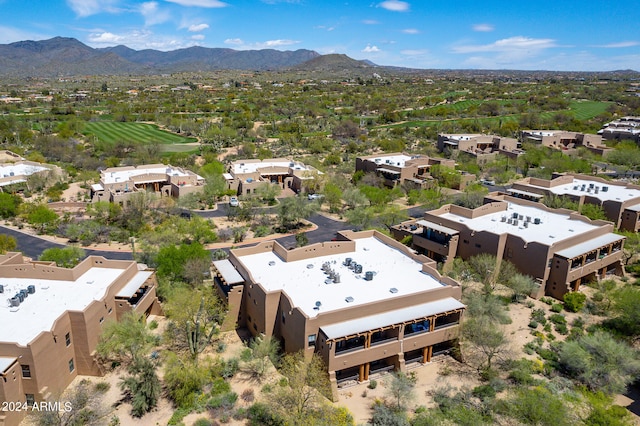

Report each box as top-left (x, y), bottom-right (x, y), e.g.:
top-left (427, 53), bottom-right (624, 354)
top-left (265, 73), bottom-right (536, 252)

top-left (1, 0), bottom-right (638, 71)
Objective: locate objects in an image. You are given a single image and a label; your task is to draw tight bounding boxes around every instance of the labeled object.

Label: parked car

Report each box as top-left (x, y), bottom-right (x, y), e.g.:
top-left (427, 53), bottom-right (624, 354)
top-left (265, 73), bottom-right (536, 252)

top-left (229, 196), bottom-right (239, 207)
top-left (307, 193), bottom-right (323, 200)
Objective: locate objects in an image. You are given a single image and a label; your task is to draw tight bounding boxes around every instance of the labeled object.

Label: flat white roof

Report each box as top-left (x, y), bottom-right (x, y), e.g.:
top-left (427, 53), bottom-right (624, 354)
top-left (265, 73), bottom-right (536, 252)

top-left (625, 203), bottom-right (640, 212)
top-left (526, 178), bottom-right (640, 204)
top-left (115, 270), bottom-right (153, 298)
top-left (555, 233), bottom-right (624, 259)
top-left (236, 236), bottom-right (446, 317)
top-left (0, 356), bottom-right (17, 372)
top-left (0, 163), bottom-right (49, 186)
top-left (321, 297), bottom-right (464, 340)
top-left (0, 267), bottom-right (126, 346)
top-left (438, 202), bottom-right (600, 245)
top-left (102, 166), bottom-right (201, 185)
top-left (368, 154), bottom-right (413, 167)
top-left (232, 160), bottom-right (313, 175)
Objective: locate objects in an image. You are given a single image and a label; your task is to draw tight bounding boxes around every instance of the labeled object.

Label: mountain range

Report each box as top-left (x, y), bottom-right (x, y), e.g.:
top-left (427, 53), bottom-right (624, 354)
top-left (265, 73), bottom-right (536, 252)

top-left (0, 37), bottom-right (375, 77)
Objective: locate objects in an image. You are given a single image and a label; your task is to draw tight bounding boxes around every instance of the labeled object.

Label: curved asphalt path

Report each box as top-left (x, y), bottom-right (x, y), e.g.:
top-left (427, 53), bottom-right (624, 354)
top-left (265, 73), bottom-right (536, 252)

top-left (1, 200), bottom-right (433, 261)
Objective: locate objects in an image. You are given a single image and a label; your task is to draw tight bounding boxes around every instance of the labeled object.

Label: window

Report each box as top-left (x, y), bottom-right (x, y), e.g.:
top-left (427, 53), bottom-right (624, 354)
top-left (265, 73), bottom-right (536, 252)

top-left (308, 334), bottom-right (316, 347)
top-left (25, 394), bottom-right (35, 405)
top-left (65, 332), bottom-right (71, 346)
top-left (68, 359), bottom-right (75, 373)
top-left (281, 313), bottom-right (286, 324)
top-left (21, 365), bottom-right (31, 378)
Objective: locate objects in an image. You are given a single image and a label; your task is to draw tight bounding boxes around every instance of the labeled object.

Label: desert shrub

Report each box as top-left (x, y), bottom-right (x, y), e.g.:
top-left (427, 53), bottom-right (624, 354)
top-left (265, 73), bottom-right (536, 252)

top-left (551, 303), bottom-right (563, 313)
top-left (368, 379), bottom-right (378, 389)
top-left (549, 314), bottom-right (567, 325)
top-left (94, 381), bottom-right (110, 393)
top-left (531, 308), bottom-right (547, 325)
top-left (528, 320), bottom-right (539, 329)
top-left (563, 292), bottom-right (587, 313)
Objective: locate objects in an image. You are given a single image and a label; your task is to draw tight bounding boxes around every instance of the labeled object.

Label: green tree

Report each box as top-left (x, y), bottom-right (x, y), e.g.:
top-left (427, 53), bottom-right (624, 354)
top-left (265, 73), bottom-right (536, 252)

top-left (563, 291), bottom-right (587, 313)
top-left (268, 352), bottom-right (333, 424)
top-left (39, 246), bottom-right (86, 268)
top-left (244, 335), bottom-right (280, 380)
top-left (386, 371), bottom-right (417, 411)
top-left (557, 331), bottom-right (640, 394)
top-left (608, 286), bottom-right (640, 337)
top-left (24, 204), bottom-right (58, 234)
top-left (276, 196), bottom-right (318, 230)
top-left (164, 287), bottom-right (225, 362)
top-left (96, 311), bottom-right (156, 365)
top-left (463, 316), bottom-right (507, 372)
top-left (155, 242), bottom-right (211, 284)
top-left (119, 357), bottom-right (161, 418)
top-left (0, 192), bottom-right (21, 218)
top-left (506, 273), bottom-right (538, 302)
top-left (0, 234), bottom-right (16, 254)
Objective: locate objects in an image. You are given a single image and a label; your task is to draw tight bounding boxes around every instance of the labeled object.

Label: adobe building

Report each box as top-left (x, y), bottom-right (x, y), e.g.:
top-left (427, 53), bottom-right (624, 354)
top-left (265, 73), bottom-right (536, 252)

top-left (520, 130), bottom-right (612, 157)
top-left (211, 231), bottom-right (464, 398)
top-left (90, 164), bottom-right (205, 204)
top-left (0, 253), bottom-right (161, 426)
top-left (0, 151), bottom-right (63, 192)
top-left (224, 158), bottom-right (322, 196)
top-left (437, 134), bottom-right (522, 163)
top-left (354, 152), bottom-right (476, 190)
top-left (510, 173), bottom-right (640, 232)
top-left (599, 116), bottom-right (640, 142)
top-left (391, 195), bottom-right (625, 300)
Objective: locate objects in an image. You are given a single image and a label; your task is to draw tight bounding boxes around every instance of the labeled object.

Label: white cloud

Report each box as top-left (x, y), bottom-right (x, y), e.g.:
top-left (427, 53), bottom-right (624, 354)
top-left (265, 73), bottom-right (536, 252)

top-left (224, 38), bottom-right (301, 49)
top-left (165, 0), bottom-right (227, 7)
top-left (378, 1), bottom-right (409, 12)
top-left (88, 32), bottom-right (126, 44)
top-left (362, 44), bottom-right (380, 52)
top-left (402, 28), bottom-right (419, 34)
top-left (472, 23), bottom-right (494, 32)
top-left (315, 25), bottom-right (335, 31)
top-left (362, 19), bottom-right (379, 25)
top-left (66, 0), bottom-right (120, 17)
top-left (257, 39), bottom-right (300, 48)
top-left (188, 23), bottom-right (210, 32)
top-left (87, 30), bottom-right (191, 50)
top-left (140, 2), bottom-right (171, 26)
top-left (224, 38), bottom-right (244, 45)
top-left (453, 36), bottom-right (557, 54)
top-left (594, 41), bottom-right (639, 48)
top-left (191, 34), bottom-right (205, 40)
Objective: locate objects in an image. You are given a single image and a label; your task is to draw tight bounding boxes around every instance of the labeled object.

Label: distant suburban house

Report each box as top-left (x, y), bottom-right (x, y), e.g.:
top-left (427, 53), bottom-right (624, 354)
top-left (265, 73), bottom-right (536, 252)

top-left (224, 158), bottom-right (322, 195)
top-left (509, 173), bottom-right (640, 232)
top-left (211, 230), bottom-right (464, 399)
top-left (355, 152), bottom-right (476, 190)
top-left (437, 134), bottom-right (523, 163)
top-left (0, 252), bottom-right (161, 426)
top-left (599, 116), bottom-right (640, 142)
top-left (391, 194), bottom-right (625, 300)
top-left (520, 130), bottom-right (612, 157)
top-left (0, 151), bottom-right (62, 192)
top-left (90, 164), bottom-right (205, 204)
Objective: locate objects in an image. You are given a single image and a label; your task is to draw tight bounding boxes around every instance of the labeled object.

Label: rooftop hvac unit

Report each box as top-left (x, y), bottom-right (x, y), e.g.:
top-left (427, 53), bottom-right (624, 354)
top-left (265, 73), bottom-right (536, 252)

top-left (507, 218), bottom-right (513, 225)
top-left (27, 285), bottom-right (35, 294)
top-left (333, 273), bottom-right (341, 284)
top-left (349, 261), bottom-right (356, 270)
top-left (501, 216), bottom-right (506, 222)
top-left (526, 216), bottom-right (531, 222)
top-left (595, 187), bottom-right (600, 194)
top-left (354, 264), bottom-right (363, 274)
top-left (534, 218), bottom-right (541, 225)
top-left (602, 186), bottom-right (609, 192)
top-left (513, 219), bottom-right (519, 226)
top-left (512, 212), bottom-right (519, 219)
top-left (0, 284), bottom-right (3, 294)
top-left (364, 271), bottom-right (374, 281)
top-left (524, 222), bottom-right (529, 228)
top-left (573, 186), bottom-right (578, 190)
top-left (389, 287), bottom-right (398, 294)
top-left (314, 301), bottom-right (321, 310)
top-left (343, 258), bottom-right (352, 266)
top-left (518, 214), bottom-right (523, 220)
top-left (9, 297), bottom-right (20, 307)
top-left (345, 296), bottom-right (354, 303)
top-left (14, 292), bottom-right (24, 303)
top-left (589, 183), bottom-right (595, 189)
